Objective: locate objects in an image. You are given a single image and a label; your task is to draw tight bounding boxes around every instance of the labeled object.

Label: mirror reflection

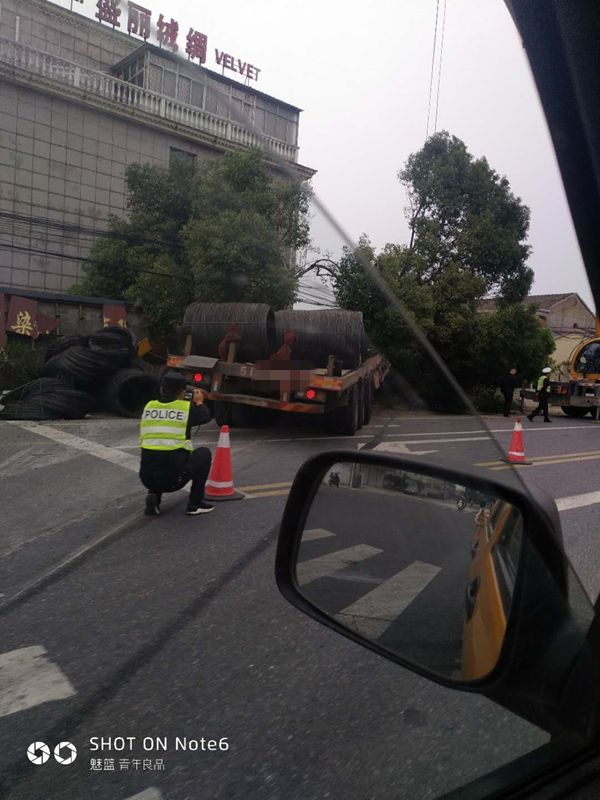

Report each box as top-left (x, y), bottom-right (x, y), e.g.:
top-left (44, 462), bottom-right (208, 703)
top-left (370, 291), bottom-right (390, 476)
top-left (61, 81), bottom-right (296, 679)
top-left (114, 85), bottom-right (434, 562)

top-left (297, 462), bottom-right (523, 681)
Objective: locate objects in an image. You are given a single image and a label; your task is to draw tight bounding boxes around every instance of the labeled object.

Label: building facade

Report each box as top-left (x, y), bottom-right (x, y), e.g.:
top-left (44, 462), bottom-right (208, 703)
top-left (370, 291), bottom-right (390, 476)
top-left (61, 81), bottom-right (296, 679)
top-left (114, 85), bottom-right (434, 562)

top-left (0, 0), bottom-right (313, 294)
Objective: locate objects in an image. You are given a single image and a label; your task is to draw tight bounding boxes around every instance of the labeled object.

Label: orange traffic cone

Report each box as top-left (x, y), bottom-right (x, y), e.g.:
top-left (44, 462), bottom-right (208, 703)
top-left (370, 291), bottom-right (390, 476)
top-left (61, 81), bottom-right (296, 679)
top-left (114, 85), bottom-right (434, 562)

top-left (501, 418), bottom-right (532, 465)
top-left (205, 425), bottom-right (244, 501)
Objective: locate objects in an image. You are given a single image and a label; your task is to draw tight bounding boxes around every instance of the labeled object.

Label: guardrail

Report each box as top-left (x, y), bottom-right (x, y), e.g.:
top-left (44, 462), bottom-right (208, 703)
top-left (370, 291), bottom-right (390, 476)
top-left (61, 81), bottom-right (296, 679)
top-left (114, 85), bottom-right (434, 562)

top-left (0, 36), bottom-right (299, 162)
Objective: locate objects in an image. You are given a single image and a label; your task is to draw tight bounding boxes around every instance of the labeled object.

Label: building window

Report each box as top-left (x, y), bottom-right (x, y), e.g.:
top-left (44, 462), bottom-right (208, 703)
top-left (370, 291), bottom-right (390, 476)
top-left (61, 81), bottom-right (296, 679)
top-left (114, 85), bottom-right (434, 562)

top-left (177, 75), bottom-right (191, 103)
top-left (121, 57), bottom-right (146, 88)
top-left (163, 69), bottom-right (177, 97)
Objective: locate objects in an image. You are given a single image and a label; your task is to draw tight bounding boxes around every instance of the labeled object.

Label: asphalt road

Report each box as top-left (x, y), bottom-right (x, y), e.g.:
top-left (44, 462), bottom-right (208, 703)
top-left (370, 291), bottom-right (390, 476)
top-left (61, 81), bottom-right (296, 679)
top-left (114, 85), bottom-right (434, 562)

top-left (0, 405), bottom-right (599, 800)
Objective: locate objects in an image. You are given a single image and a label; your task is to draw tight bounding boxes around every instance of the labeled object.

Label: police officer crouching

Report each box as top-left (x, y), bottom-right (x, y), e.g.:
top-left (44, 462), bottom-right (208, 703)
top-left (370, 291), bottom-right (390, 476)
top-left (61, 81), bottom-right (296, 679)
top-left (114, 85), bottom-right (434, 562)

top-left (139, 371), bottom-right (214, 516)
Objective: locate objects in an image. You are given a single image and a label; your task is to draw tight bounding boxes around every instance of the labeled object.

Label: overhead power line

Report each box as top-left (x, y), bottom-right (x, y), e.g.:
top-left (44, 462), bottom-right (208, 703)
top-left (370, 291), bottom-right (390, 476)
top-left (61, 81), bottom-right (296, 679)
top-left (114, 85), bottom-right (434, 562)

top-left (433, 0), bottom-right (447, 134)
top-left (425, 0), bottom-right (441, 140)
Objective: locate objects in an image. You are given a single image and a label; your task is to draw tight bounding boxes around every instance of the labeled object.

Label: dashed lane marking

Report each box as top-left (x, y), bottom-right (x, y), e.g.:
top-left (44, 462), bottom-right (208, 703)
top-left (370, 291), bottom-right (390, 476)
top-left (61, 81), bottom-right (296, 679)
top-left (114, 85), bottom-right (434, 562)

top-left (335, 561), bottom-right (441, 639)
top-left (0, 645), bottom-right (76, 719)
top-left (123, 790), bottom-right (163, 800)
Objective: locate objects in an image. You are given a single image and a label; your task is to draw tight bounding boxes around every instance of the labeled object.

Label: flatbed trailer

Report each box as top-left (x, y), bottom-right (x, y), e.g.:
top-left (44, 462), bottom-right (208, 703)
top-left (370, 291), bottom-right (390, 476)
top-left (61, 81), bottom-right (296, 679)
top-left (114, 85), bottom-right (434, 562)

top-left (167, 342), bottom-right (389, 435)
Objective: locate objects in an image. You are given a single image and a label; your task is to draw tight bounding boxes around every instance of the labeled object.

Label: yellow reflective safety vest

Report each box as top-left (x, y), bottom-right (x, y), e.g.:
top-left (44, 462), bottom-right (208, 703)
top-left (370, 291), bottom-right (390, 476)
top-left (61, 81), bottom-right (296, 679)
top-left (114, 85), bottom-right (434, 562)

top-left (139, 399), bottom-right (193, 452)
top-left (537, 374), bottom-right (548, 391)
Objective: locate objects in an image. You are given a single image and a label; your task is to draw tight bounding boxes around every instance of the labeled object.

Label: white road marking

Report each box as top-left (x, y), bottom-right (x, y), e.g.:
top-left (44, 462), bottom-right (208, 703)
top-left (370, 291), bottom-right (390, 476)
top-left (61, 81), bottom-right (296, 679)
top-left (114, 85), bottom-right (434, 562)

top-left (7, 421), bottom-right (140, 472)
top-left (267, 433), bottom-right (493, 444)
top-left (0, 645), bottom-right (76, 718)
top-left (303, 528), bottom-right (336, 541)
top-left (367, 424), bottom-right (594, 435)
top-left (123, 790), bottom-right (164, 800)
top-left (557, 491), bottom-right (600, 512)
top-left (335, 561), bottom-right (441, 639)
top-left (297, 545), bottom-right (382, 586)
top-left (366, 441), bottom-right (438, 455)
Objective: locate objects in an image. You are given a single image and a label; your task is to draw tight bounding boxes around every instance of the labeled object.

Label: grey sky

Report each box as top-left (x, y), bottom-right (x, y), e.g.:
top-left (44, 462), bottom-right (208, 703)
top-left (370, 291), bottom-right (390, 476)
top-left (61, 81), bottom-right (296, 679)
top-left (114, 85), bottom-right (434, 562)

top-left (58, 0), bottom-right (594, 311)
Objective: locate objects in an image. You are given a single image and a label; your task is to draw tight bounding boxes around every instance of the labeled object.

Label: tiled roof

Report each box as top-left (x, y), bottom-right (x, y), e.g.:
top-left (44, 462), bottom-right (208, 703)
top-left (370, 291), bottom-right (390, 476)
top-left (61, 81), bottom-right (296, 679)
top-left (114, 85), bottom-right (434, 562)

top-left (479, 293), bottom-right (575, 312)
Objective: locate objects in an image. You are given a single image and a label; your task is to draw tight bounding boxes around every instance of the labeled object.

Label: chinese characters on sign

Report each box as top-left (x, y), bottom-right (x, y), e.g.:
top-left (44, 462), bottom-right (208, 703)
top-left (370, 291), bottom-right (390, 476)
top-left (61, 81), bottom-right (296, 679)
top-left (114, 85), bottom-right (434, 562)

top-left (95, 0), bottom-right (121, 28)
top-left (95, 1), bottom-right (260, 77)
top-left (6, 297), bottom-right (39, 339)
top-left (186, 28), bottom-right (208, 64)
top-left (3, 296), bottom-right (59, 341)
top-left (127, 2), bottom-right (150, 39)
top-left (102, 305), bottom-right (128, 329)
top-left (157, 13), bottom-right (179, 52)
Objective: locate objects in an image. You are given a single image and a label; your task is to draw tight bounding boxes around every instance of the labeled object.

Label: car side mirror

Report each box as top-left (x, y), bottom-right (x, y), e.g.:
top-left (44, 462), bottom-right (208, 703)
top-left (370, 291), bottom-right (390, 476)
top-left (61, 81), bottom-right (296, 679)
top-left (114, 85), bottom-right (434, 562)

top-left (276, 451), bottom-right (598, 736)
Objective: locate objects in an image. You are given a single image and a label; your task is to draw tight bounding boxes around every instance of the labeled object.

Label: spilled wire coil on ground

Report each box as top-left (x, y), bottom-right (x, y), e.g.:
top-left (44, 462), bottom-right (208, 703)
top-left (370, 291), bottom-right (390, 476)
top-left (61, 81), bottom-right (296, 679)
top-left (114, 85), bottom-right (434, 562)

top-left (103, 368), bottom-right (160, 418)
top-left (1, 327), bottom-right (159, 421)
top-left (0, 377), bottom-right (97, 420)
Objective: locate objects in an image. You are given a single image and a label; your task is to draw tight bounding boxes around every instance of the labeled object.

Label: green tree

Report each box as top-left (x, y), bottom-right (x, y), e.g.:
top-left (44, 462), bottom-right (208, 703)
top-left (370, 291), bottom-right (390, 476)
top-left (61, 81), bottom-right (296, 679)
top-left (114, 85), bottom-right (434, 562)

top-left (400, 131), bottom-right (533, 301)
top-left (478, 304), bottom-right (555, 387)
top-left (74, 149), bottom-right (311, 339)
top-left (328, 134), bottom-right (547, 411)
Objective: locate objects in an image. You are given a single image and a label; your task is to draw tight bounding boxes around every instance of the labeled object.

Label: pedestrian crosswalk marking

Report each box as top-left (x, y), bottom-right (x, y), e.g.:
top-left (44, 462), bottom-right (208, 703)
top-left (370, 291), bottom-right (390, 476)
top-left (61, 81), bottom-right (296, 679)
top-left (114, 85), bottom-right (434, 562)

top-left (297, 545), bottom-right (382, 586)
top-left (303, 528), bottom-right (336, 541)
top-left (0, 645), bottom-right (76, 719)
top-left (334, 561), bottom-right (441, 639)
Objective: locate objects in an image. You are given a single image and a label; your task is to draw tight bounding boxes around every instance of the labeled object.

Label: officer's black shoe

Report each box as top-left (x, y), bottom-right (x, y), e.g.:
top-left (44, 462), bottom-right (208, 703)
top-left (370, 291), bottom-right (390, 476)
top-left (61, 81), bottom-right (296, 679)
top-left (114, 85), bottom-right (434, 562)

top-left (145, 493), bottom-right (160, 516)
top-left (527, 415), bottom-right (534, 422)
top-left (186, 501), bottom-right (214, 515)
top-left (544, 418), bottom-right (553, 423)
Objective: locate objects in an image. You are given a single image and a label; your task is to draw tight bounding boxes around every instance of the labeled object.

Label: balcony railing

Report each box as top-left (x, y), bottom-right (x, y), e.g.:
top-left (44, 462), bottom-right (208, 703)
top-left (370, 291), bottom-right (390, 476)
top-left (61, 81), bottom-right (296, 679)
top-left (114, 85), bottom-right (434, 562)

top-left (0, 37), bottom-right (299, 162)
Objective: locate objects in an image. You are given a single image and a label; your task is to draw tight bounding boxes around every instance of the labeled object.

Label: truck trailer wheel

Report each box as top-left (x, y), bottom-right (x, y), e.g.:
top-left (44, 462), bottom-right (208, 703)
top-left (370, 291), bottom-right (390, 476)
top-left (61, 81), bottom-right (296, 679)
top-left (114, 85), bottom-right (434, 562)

top-left (230, 404), bottom-right (275, 428)
top-left (561, 406), bottom-right (591, 418)
top-left (362, 380), bottom-right (373, 425)
top-left (336, 384), bottom-right (360, 435)
top-left (214, 401), bottom-right (234, 427)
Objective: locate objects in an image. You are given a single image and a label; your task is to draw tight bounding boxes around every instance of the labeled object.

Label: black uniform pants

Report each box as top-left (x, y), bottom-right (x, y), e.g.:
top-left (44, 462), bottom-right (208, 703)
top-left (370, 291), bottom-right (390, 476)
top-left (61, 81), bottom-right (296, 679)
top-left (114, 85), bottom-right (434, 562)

top-left (502, 392), bottom-right (513, 416)
top-left (529, 394), bottom-right (550, 421)
top-left (141, 447), bottom-right (212, 506)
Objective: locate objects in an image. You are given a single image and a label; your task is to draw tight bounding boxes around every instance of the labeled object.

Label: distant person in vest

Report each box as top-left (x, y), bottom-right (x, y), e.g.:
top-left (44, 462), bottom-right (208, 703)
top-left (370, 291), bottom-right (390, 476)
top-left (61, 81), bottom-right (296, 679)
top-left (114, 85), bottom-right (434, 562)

top-left (527, 367), bottom-right (553, 423)
top-left (139, 371), bottom-right (214, 516)
top-left (499, 367), bottom-right (518, 417)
